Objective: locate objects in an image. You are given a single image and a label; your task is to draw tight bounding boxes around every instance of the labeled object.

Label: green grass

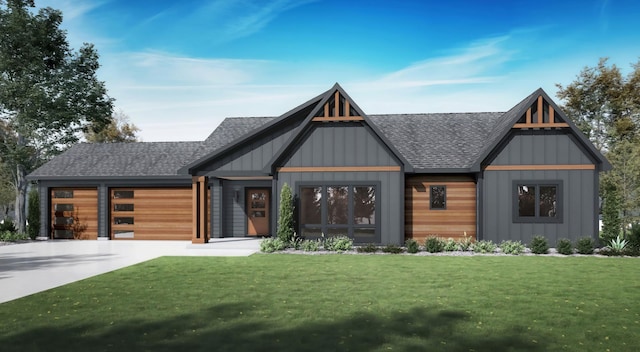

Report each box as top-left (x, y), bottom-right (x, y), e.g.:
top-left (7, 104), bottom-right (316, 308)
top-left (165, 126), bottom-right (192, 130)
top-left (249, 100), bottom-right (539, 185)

top-left (1, 255), bottom-right (639, 351)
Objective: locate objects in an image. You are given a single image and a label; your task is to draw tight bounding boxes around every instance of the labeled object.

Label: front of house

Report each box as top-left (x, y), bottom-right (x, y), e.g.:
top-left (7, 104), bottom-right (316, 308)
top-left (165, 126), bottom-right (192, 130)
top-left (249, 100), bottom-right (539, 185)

top-left (28, 84), bottom-right (610, 245)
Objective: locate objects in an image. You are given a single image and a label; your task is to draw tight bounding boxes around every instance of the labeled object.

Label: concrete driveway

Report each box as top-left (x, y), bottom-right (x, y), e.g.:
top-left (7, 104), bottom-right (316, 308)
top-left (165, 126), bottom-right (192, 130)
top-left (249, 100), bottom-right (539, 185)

top-left (0, 238), bottom-right (261, 304)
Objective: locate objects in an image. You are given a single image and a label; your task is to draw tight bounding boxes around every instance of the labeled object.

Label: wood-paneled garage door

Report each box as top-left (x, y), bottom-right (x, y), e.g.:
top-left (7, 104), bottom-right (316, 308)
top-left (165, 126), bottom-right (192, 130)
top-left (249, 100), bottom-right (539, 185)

top-left (51, 188), bottom-right (98, 240)
top-left (111, 188), bottom-right (192, 240)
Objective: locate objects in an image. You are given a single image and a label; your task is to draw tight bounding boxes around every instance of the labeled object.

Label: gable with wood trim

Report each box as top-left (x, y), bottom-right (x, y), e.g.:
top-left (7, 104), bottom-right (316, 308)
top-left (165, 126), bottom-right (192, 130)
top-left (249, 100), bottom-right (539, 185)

top-left (28, 84), bottom-right (610, 245)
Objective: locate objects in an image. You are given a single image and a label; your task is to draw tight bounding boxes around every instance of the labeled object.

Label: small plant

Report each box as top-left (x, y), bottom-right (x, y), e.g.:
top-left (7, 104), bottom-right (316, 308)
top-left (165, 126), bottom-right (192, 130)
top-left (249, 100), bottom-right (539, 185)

top-left (288, 232), bottom-right (303, 250)
top-left (260, 237), bottom-right (288, 253)
top-left (458, 232), bottom-right (474, 251)
top-left (499, 240), bottom-right (525, 255)
top-left (381, 244), bottom-right (403, 254)
top-left (575, 237), bottom-right (595, 255)
top-left (0, 218), bottom-right (16, 233)
top-left (300, 239), bottom-right (320, 252)
top-left (323, 235), bottom-right (353, 252)
top-left (357, 243), bottom-right (379, 253)
top-left (556, 238), bottom-right (574, 255)
top-left (424, 236), bottom-right (445, 253)
top-left (609, 235), bottom-right (628, 252)
top-left (473, 240), bottom-right (497, 253)
top-left (443, 238), bottom-right (459, 252)
top-left (405, 239), bottom-right (419, 254)
top-left (0, 231), bottom-right (29, 242)
top-left (530, 235), bottom-right (549, 254)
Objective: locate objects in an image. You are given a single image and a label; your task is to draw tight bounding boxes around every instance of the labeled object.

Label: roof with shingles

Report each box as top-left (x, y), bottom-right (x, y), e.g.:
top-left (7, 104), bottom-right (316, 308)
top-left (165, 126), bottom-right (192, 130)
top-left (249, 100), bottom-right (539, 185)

top-left (369, 112), bottom-right (504, 169)
top-left (28, 142), bottom-right (202, 178)
top-left (28, 87), bottom-right (609, 179)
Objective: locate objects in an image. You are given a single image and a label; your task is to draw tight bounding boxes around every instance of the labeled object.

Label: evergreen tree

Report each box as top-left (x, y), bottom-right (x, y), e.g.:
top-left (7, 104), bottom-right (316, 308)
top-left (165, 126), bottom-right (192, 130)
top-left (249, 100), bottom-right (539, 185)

top-left (27, 187), bottom-right (39, 239)
top-left (277, 183), bottom-right (294, 242)
top-left (601, 179), bottom-right (622, 242)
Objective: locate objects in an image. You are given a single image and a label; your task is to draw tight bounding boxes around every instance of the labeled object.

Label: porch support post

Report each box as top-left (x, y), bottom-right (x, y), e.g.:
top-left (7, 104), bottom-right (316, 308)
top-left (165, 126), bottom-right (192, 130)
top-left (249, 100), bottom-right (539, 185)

top-left (192, 176), bottom-right (209, 244)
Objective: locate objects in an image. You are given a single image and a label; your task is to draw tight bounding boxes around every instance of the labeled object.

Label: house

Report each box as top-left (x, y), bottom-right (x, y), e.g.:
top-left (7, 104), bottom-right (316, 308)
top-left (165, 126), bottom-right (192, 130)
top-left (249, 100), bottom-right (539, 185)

top-left (28, 83), bottom-right (611, 245)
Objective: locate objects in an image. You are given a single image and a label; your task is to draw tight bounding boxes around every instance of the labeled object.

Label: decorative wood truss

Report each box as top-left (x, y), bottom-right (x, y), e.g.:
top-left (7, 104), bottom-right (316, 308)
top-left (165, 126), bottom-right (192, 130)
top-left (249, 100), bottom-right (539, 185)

top-left (512, 96), bottom-right (569, 129)
top-left (312, 91), bottom-right (365, 122)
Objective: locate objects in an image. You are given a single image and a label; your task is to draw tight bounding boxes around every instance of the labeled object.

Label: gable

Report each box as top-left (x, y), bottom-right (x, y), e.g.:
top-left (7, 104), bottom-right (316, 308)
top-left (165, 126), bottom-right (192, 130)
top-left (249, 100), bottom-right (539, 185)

top-left (488, 131), bottom-right (595, 166)
top-left (278, 123), bottom-right (400, 168)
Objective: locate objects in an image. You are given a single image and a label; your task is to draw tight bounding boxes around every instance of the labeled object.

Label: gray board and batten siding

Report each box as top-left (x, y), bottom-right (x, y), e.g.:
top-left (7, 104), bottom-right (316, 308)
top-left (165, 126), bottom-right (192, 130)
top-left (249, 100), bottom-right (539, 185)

top-left (276, 122), bottom-right (405, 245)
top-left (481, 130), bottom-right (599, 244)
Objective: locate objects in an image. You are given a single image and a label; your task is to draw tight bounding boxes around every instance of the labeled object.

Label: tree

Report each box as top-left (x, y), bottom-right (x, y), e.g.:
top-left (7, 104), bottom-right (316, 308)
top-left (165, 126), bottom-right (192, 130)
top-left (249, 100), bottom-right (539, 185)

top-left (0, 161), bottom-right (14, 219)
top-left (556, 58), bottom-right (640, 234)
top-left (277, 183), bottom-right (294, 242)
top-left (0, 0), bottom-right (114, 233)
top-left (27, 187), bottom-right (39, 239)
top-left (85, 111), bottom-right (140, 143)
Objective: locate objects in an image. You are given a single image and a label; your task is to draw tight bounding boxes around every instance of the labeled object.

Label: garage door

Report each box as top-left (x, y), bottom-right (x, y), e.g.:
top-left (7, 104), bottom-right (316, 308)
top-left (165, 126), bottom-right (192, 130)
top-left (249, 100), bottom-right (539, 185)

top-left (110, 188), bottom-right (192, 240)
top-left (51, 188), bottom-right (98, 240)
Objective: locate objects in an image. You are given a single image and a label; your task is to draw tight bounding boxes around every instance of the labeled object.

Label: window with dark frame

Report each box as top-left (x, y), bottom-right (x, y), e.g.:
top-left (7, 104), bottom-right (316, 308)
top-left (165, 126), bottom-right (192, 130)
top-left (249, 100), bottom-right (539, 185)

top-left (430, 185), bottom-right (446, 210)
top-left (513, 181), bottom-right (562, 223)
top-left (299, 184), bottom-right (378, 242)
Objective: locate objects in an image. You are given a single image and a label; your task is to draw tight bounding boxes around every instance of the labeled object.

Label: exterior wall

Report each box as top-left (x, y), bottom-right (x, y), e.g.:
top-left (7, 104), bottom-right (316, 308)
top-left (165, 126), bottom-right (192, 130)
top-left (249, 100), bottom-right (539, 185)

top-left (201, 120), bottom-right (302, 173)
top-left (482, 169), bottom-right (596, 244)
top-left (282, 124), bottom-right (398, 167)
top-left (482, 131), bottom-right (598, 244)
top-left (490, 132), bottom-right (595, 165)
top-left (405, 175), bottom-right (476, 242)
top-left (210, 178), bottom-right (223, 238)
top-left (220, 180), bottom-right (272, 237)
top-left (276, 171), bottom-right (404, 245)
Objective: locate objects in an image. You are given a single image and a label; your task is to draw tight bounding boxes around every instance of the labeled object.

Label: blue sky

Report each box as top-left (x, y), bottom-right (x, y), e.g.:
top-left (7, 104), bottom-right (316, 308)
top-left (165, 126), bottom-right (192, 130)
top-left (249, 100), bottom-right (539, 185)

top-left (37, 0), bottom-right (640, 141)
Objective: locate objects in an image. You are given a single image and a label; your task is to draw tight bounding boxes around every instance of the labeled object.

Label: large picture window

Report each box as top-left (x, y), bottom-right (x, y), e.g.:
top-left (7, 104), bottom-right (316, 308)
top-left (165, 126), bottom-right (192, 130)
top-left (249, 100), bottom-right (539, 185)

top-left (513, 181), bottom-right (562, 223)
top-left (299, 183), bottom-right (379, 243)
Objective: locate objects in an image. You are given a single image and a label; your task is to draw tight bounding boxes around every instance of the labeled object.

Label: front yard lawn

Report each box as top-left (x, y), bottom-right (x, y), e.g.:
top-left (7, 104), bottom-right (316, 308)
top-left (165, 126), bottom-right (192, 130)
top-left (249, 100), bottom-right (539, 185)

top-left (1, 255), bottom-right (638, 351)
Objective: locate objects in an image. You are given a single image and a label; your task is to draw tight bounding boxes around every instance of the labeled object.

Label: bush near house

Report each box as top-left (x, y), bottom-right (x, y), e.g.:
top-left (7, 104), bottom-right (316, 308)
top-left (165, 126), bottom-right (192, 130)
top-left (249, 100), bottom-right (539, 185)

top-left (530, 235), bottom-right (549, 254)
top-left (277, 183), bottom-right (295, 242)
top-left (576, 237), bottom-right (595, 255)
top-left (556, 238), bottom-right (574, 255)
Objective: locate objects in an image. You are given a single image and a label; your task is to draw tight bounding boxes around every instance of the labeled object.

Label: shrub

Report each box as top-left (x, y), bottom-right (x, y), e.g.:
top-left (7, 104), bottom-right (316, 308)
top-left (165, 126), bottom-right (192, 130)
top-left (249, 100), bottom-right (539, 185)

top-left (473, 240), bottom-right (497, 253)
top-left (628, 222), bottom-right (640, 252)
top-left (458, 233), bottom-right (474, 251)
top-left (443, 238), bottom-right (459, 252)
top-left (0, 231), bottom-right (29, 242)
top-left (27, 188), bottom-right (40, 240)
top-left (300, 239), bottom-right (320, 252)
top-left (424, 236), bottom-right (445, 253)
top-left (0, 218), bottom-right (16, 233)
top-left (530, 235), bottom-right (549, 254)
top-left (356, 243), bottom-right (378, 253)
top-left (405, 239), bottom-right (419, 254)
top-left (556, 238), bottom-right (574, 255)
top-left (575, 237), bottom-right (595, 255)
top-left (500, 240), bottom-right (525, 255)
top-left (260, 237), bottom-right (288, 253)
top-left (323, 236), bottom-right (353, 252)
top-left (381, 244), bottom-right (403, 254)
top-left (277, 183), bottom-right (295, 242)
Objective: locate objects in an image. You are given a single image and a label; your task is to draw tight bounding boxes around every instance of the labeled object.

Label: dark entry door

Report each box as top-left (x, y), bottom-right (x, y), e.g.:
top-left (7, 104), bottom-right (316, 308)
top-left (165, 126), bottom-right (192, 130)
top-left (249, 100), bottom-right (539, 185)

top-left (247, 189), bottom-right (269, 236)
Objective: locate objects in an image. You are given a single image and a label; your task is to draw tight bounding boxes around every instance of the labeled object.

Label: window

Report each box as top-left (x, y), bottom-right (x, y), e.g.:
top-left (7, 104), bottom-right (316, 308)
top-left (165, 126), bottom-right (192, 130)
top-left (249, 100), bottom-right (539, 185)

top-left (114, 217), bottom-right (134, 225)
top-left (299, 183), bottom-right (378, 242)
top-left (113, 190), bottom-right (134, 199)
top-left (114, 204), bottom-right (134, 211)
top-left (53, 190), bottom-right (73, 198)
top-left (513, 181), bottom-right (562, 223)
top-left (430, 185), bottom-right (446, 210)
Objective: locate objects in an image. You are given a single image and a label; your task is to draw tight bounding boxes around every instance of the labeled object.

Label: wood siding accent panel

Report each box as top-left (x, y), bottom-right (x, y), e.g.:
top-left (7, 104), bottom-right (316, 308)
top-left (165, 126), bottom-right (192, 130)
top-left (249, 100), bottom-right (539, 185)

top-left (405, 176), bottom-right (476, 243)
top-left (512, 122), bottom-right (569, 129)
top-left (485, 164), bottom-right (595, 171)
top-left (111, 188), bottom-right (192, 240)
top-left (51, 188), bottom-right (98, 240)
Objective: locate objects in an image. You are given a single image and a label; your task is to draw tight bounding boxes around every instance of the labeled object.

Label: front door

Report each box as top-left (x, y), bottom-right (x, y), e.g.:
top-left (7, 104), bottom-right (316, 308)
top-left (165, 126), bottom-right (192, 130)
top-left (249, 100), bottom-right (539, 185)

top-left (247, 188), bottom-right (270, 236)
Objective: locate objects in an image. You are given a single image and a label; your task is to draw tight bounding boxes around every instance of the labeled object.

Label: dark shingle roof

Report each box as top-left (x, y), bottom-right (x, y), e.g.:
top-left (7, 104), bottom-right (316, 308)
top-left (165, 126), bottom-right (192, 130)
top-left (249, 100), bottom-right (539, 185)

top-left (369, 113), bottom-right (504, 169)
top-left (189, 117), bottom-right (275, 161)
top-left (29, 142), bottom-right (202, 178)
